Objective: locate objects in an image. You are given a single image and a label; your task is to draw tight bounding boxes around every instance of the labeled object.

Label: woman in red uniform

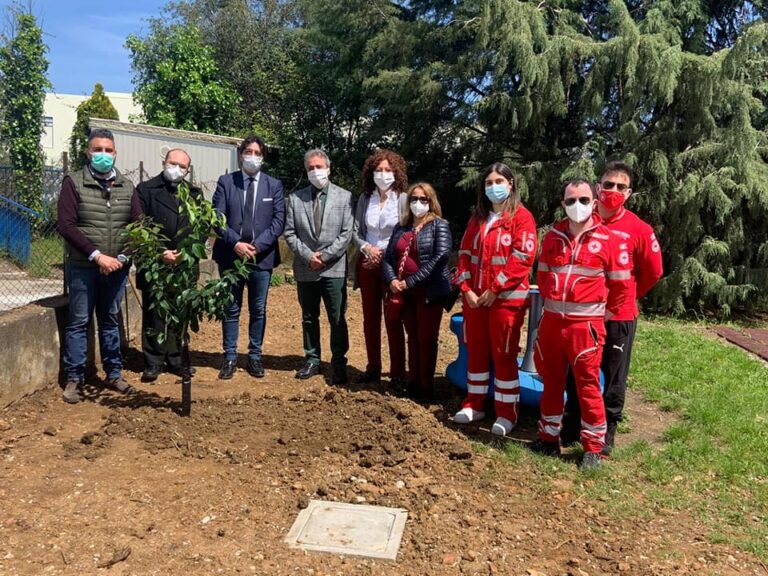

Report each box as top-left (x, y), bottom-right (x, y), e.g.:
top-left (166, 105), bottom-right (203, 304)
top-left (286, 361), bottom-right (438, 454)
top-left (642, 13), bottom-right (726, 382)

top-left (452, 163), bottom-right (538, 436)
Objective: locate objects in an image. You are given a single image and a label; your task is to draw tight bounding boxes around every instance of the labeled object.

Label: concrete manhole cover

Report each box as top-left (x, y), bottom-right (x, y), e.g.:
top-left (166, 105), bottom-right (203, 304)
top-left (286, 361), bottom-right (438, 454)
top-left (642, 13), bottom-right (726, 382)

top-left (285, 500), bottom-right (408, 560)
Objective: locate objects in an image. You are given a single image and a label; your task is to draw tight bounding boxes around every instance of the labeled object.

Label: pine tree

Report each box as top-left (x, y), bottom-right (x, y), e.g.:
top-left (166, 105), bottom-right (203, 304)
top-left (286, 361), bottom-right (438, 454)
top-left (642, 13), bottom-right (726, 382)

top-left (69, 83), bottom-right (119, 171)
top-left (360, 0), bottom-right (768, 316)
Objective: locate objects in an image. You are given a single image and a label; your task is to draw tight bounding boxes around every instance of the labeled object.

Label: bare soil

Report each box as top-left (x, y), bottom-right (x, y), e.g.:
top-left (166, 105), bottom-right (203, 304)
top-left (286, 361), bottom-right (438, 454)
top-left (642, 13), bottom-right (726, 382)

top-left (0, 283), bottom-right (762, 575)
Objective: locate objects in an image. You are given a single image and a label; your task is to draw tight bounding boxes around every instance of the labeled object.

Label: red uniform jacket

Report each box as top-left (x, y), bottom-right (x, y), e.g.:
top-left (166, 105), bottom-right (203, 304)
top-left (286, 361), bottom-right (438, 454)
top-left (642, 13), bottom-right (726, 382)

top-left (456, 205), bottom-right (537, 308)
top-left (537, 216), bottom-right (631, 321)
top-left (601, 207), bottom-right (664, 321)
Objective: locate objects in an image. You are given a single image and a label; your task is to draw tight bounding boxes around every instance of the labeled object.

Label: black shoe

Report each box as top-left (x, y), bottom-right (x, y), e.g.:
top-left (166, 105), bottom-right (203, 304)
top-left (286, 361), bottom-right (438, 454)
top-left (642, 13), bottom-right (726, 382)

top-left (581, 452), bottom-right (603, 470)
top-left (529, 439), bottom-right (562, 456)
top-left (389, 376), bottom-right (407, 396)
top-left (602, 421), bottom-right (618, 456)
top-left (247, 358), bottom-right (265, 378)
top-left (560, 426), bottom-right (581, 447)
top-left (141, 365), bottom-right (162, 383)
top-left (218, 359), bottom-right (237, 380)
top-left (355, 370), bottom-right (380, 384)
top-left (167, 365), bottom-right (196, 377)
top-left (295, 361), bottom-right (320, 380)
top-left (332, 369), bottom-right (348, 386)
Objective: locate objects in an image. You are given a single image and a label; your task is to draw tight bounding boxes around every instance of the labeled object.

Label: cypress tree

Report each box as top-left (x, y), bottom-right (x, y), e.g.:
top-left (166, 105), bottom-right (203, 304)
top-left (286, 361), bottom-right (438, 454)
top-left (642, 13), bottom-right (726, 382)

top-left (69, 83), bottom-right (120, 171)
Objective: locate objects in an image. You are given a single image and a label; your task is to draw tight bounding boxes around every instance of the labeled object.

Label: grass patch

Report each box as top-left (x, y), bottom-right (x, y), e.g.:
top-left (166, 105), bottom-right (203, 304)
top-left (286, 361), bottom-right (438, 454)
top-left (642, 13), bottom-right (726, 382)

top-left (27, 235), bottom-right (63, 278)
top-left (577, 318), bottom-right (768, 557)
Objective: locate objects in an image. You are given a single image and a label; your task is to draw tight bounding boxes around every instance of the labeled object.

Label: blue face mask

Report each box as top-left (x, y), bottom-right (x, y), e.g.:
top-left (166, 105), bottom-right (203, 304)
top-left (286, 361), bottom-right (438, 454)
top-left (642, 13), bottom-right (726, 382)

top-left (485, 183), bottom-right (509, 204)
top-left (90, 152), bottom-right (115, 173)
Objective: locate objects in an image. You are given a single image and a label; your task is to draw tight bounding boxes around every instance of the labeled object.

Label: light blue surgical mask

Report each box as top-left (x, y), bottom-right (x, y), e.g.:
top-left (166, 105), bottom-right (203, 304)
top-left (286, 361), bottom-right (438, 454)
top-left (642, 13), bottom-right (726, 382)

top-left (90, 152), bottom-right (115, 173)
top-left (484, 183), bottom-right (509, 204)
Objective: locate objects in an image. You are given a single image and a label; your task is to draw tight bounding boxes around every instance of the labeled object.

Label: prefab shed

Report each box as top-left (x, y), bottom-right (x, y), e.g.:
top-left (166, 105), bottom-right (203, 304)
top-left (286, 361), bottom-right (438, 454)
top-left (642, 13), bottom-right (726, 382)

top-left (88, 118), bottom-right (241, 199)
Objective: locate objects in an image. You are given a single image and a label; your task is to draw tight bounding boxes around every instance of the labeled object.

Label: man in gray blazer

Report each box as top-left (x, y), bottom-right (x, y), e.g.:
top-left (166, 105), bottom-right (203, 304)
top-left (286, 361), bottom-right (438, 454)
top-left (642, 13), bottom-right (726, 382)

top-left (284, 149), bottom-right (354, 384)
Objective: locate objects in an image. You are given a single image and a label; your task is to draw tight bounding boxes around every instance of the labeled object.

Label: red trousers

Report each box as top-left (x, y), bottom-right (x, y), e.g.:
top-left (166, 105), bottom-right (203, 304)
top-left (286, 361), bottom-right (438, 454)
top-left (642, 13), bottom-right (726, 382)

top-left (402, 290), bottom-right (444, 391)
top-left (461, 302), bottom-right (526, 423)
top-left (534, 313), bottom-right (607, 453)
top-left (357, 260), bottom-right (406, 378)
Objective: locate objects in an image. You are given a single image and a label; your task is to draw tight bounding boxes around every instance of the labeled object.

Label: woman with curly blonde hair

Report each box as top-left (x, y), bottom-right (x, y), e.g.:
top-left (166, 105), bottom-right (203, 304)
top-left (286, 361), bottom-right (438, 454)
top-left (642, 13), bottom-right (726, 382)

top-left (351, 149), bottom-right (409, 387)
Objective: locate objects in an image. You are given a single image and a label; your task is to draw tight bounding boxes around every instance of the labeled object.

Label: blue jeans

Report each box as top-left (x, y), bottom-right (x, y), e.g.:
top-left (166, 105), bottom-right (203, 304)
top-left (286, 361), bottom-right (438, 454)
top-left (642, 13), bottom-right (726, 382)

top-left (220, 265), bottom-right (272, 361)
top-left (63, 264), bottom-right (129, 382)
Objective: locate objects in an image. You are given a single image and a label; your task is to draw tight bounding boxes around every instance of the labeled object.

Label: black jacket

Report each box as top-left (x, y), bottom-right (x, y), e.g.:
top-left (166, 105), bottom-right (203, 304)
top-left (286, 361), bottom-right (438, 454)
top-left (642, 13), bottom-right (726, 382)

top-left (134, 173), bottom-right (203, 290)
top-left (382, 218), bottom-right (452, 303)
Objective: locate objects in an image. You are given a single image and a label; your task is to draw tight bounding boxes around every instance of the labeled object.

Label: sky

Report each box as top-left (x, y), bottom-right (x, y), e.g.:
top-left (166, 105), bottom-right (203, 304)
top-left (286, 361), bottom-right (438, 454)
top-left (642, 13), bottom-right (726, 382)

top-left (1, 0), bottom-right (166, 95)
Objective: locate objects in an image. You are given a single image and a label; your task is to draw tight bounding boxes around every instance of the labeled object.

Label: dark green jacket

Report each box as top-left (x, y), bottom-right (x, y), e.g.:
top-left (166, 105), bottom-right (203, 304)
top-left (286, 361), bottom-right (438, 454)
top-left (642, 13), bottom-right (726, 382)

top-left (62, 167), bottom-right (135, 267)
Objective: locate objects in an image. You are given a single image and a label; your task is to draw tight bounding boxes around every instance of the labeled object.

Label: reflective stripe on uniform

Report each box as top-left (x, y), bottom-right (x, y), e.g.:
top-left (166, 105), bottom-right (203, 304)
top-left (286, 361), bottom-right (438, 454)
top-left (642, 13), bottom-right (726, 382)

top-left (468, 371), bottom-right (490, 381)
top-left (458, 250), bottom-right (471, 257)
top-left (580, 420), bottom-right (607, 439)
top-left (574, 346), bottom-right (598, 363)
top-left (491, 256), bottom-right (507, 265)
top-left (496, 272), bottom-right (508, 284)
top-left (511, 249), bottom-right (528, 260)
top-left (494, 378), bottom-right (519, 391)
top-left (606, 269), bottom-right (632, 280)
top-left (457, 271), bottom-right (471, 283)
top-left (543, 264), bottom-right (604, 277)
top-left (467, 384), bottom-right (489, 394)
top-left (470, 256), bottom-right (479, 264)
top-left (498, 289), bottom-right (529, 300)
top-left (541, 414), bottom-right (562, 424)
top-left (495, 392), bottom-right (520, 403)
top-left (543, 299), bottom-right (606, 316)
top-left (539, 423), bottom-right (561, 437)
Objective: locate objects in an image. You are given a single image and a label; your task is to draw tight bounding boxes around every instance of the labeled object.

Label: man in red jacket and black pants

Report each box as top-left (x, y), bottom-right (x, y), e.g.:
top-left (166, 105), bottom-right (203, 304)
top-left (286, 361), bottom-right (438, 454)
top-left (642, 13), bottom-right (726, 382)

top-left (561, 162), bottom-right (664, 455)
top-left (531, 179), bottom-right (631, 469)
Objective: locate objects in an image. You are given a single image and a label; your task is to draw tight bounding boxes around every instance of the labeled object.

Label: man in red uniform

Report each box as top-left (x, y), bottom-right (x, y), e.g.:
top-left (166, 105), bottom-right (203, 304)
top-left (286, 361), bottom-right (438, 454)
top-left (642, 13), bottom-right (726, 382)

top-left (531, 179), bottom-right (631, 469)
top-left (561, 162), bottom-right (664, 454)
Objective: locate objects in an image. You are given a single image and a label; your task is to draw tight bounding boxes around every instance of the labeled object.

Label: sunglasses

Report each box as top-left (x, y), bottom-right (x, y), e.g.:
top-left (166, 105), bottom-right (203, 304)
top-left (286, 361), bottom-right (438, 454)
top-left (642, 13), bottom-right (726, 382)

top-left (410, 196), bottom-right (429, 205)
top-left (601, 181), bottom-right (630, 192)
top-left (563, 197), bottom-right (593, 207)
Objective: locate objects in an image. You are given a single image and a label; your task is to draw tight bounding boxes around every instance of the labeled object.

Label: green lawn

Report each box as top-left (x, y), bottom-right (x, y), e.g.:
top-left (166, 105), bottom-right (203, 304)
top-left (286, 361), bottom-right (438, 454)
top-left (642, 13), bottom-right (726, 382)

top-left (503, 318), bottom-right (768, 557)
top-left (27, 235), bottom-right (63, 278)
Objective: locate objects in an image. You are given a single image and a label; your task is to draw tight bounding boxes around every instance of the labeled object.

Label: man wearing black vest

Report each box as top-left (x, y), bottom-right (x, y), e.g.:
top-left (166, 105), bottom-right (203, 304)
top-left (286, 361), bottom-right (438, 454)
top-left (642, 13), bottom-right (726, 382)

top-left (134, 148), bottom-right (203, 382)
top-left (57, 128), bottom-right (142, 404)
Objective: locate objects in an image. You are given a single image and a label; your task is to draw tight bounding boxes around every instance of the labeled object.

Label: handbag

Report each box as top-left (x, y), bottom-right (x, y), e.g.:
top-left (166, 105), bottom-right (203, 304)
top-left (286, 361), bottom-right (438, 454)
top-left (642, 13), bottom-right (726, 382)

top-left (384, 231), bottom-right (415, 322)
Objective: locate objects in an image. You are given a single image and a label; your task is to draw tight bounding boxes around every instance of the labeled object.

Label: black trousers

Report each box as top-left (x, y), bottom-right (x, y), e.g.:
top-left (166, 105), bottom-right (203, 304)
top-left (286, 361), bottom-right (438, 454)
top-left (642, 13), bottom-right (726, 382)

top-left (141, 288), bottom-right (181, 370)
top-left (563, 319), bottom-right (637, 430)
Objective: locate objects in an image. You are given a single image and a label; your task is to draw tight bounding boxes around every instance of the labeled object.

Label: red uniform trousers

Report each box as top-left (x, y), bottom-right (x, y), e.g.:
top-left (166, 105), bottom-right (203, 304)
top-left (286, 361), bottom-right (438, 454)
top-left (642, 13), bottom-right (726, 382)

top-left (461, 302), bottom-right (526, 423)
top-left (534, 313), bottom-right (607, 453)
top-left (402, 289), bottom-right (443, 392)
top-left (357, 259), bottom-right (406, 378)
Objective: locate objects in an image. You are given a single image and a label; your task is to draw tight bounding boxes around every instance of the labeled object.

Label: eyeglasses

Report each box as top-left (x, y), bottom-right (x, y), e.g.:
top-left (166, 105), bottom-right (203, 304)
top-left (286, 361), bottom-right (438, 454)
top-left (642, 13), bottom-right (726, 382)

top-left (410, 197), bottom-right (429, 205)
top-left (563, 197), bottom-right (593, 206)
top-left (601, 181), bottom-right (630, 192)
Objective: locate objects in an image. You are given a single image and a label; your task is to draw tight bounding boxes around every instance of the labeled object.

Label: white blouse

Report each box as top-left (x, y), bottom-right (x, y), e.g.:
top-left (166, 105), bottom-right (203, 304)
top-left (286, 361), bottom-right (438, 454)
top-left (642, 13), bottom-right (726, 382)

top-left (364, 188), bottom-right (400, 249)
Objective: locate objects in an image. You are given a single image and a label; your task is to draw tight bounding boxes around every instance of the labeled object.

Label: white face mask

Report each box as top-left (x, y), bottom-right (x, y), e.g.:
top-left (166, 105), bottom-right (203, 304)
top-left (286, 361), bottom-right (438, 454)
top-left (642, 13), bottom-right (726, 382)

top-left (564, 200), bottom-right (594, 224)
top-left (373, 171), bottom-right (395, 191)
top-left (242, 155), bottom-right (263, 174)
top-left (410, 201), bottom-right (429, 218)
top-left (308, 168), bottom-right (329, 189)
top-left (163, 164), bottom-right (186, 183)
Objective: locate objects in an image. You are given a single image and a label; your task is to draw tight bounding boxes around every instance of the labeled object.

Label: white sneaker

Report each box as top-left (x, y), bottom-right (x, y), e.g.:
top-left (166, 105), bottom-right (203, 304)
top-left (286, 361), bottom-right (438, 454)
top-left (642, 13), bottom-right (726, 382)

top-left (453, 407), bottom-right (485, 424)
top-left (491, 417), bottom-right (515, 436)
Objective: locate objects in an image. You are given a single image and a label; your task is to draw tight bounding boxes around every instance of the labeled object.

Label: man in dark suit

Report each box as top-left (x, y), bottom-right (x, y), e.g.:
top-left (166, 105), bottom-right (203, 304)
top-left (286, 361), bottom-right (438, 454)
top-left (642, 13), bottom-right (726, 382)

top-left (283, 149), bottom-right (354, 384)
top-left (134, 148), bottom-right (203, 382)
top-left (212, 135), bottom-right (286, 380)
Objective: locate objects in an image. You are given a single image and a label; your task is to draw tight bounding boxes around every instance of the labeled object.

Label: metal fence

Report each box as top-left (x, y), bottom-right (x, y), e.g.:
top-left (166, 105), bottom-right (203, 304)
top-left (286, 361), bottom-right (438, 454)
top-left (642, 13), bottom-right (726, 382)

top-left (0, 167), bottom-right (65, 312)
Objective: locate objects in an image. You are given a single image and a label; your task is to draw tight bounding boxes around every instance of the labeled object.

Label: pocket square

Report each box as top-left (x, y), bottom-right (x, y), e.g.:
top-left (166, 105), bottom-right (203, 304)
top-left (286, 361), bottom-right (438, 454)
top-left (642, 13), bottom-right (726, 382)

top-left (262, 198), bottom-right (273, 202)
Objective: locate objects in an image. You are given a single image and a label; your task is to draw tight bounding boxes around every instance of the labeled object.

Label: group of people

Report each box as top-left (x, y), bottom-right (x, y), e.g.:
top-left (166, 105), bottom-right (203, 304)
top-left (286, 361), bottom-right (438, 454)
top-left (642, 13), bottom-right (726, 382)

top-left (57, 128), bottom-right (662, 469)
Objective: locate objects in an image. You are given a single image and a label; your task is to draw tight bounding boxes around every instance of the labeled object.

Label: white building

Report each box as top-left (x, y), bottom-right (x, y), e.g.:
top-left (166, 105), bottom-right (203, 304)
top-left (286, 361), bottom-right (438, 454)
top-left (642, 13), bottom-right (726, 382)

top-left (42, 91), bottom-right (142, 166)
top-left (88, 118), bottom-right (241, 198)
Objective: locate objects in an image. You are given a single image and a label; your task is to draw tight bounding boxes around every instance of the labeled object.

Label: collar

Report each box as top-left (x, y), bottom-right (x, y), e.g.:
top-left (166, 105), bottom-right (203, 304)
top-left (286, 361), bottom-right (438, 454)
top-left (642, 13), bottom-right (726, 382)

top-left (601, 206), bottom-right (627, 224)
top-left (87, 165), bottom-right (116, 183)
